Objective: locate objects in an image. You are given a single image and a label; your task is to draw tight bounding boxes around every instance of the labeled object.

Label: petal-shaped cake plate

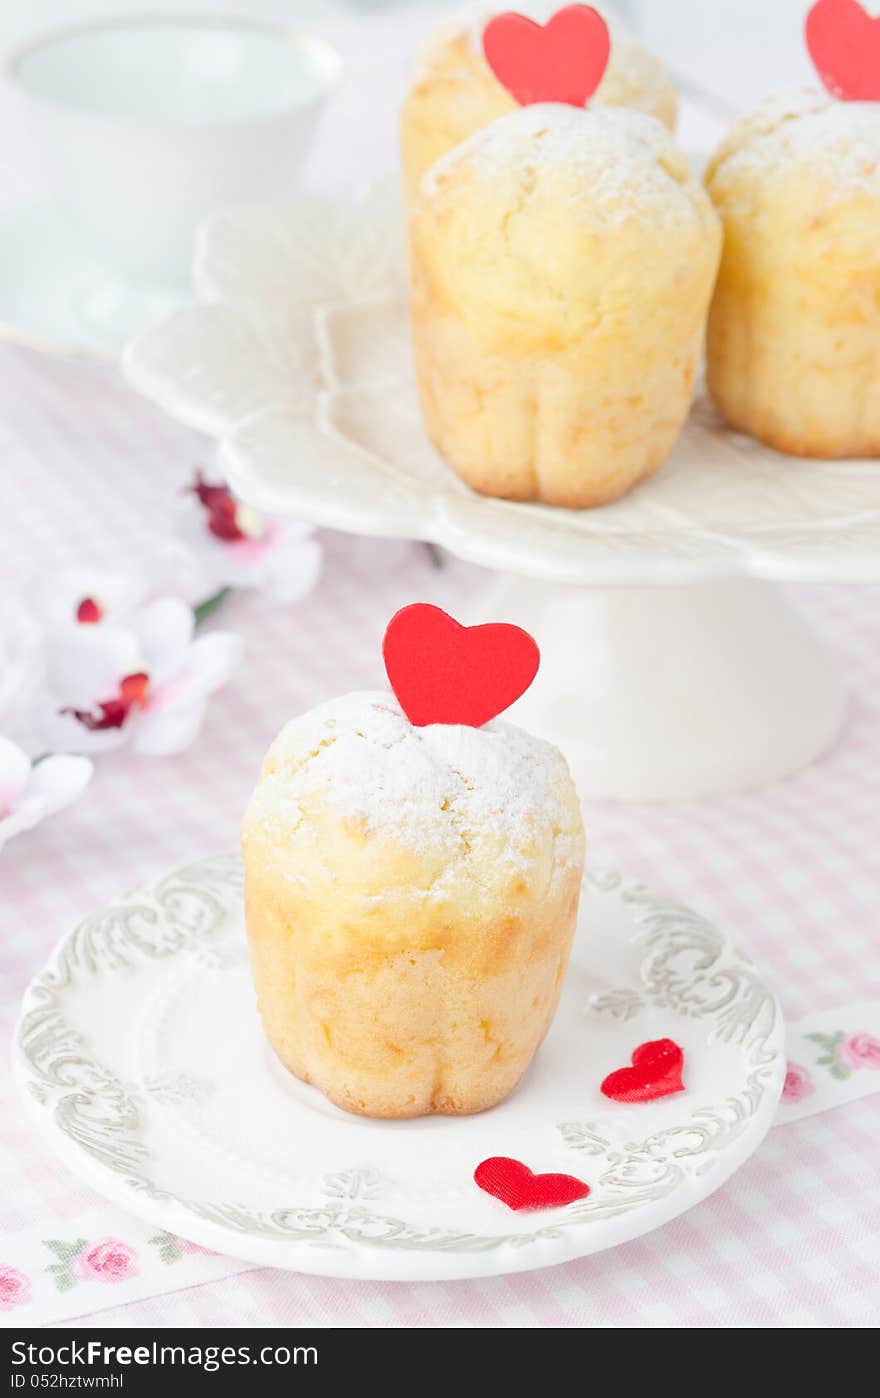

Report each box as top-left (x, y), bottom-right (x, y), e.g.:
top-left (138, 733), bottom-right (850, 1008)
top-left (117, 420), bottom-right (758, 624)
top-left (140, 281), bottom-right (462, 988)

top-left (122, 189), bottom-right (872, 798)
top-left (14, 856), bottom-right (785, 1283)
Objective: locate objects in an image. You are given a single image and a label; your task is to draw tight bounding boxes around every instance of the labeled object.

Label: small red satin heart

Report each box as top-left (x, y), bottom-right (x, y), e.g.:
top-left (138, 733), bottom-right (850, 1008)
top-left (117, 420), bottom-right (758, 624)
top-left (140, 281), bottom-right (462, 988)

top-left (806, 0), bottom-right (880, 100)
top-left (383, 604), bottom-right (539, 728)
top-left (474, 1157), bottom-right (590, 1211)
top-left (483, 5), bottom-right (611, 108)
top-left (601, 1039), bottom-right (685, 1104)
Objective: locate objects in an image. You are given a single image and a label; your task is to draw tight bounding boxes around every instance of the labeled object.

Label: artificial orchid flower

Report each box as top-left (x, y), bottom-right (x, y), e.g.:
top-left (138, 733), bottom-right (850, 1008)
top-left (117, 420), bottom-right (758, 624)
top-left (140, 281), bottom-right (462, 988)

top-left (172, 472), bottom-right (322, 606)
top-left (46, 596), bottom-right (242, 757)
top-left (37, 567), bottom-right (150, 632)
top-left (0, 737), bottom-right (92, 852)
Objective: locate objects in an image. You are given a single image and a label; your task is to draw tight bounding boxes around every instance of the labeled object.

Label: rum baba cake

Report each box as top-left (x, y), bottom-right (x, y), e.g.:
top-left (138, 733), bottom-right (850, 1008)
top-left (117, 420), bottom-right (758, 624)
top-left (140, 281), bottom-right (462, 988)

top-left (242, 690), bottom-right (585, 1118)
top-left (408, 103), bottom-right (721, 507)
top-left (706, 91), bottom-right (880, 458)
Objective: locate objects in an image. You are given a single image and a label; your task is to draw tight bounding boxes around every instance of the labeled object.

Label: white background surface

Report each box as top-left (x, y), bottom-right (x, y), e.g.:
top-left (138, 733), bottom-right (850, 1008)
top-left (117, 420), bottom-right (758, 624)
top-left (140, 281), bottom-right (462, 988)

top-left (0, 1), bottom-right (841, 84)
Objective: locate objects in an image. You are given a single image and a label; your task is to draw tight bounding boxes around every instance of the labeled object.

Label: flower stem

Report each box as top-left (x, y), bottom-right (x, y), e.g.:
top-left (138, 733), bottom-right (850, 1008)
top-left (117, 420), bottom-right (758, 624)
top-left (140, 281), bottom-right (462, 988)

top-left (193, 586), bottom-right (233, 628)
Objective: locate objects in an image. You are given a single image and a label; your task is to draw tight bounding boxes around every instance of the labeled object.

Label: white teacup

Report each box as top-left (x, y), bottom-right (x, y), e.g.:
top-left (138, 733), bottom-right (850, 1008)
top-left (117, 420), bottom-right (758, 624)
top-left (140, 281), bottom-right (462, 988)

top-left (7, 14), bottom-right (342, 286)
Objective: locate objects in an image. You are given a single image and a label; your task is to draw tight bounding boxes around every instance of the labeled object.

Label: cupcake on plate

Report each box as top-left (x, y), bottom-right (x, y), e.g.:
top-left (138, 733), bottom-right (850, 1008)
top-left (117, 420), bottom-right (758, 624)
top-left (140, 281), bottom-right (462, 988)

top-left (401, 2), bottom-right (677, 196)
top-left (242, 610), bottom-right (585, 1119)
top-left (706, 91), bottom-right (880, 458)
top-left (408, 103), bottom-right (721, 507)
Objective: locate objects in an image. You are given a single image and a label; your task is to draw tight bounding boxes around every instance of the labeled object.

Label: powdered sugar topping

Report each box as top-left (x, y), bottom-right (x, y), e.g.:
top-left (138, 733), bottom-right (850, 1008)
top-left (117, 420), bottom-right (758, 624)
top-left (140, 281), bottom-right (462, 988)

top-left (420, 102), bottom-right (695, 224)
top-left (244, 690), bottom-right (581, 873)
top-left (709, 90), bottom-right (880, 200)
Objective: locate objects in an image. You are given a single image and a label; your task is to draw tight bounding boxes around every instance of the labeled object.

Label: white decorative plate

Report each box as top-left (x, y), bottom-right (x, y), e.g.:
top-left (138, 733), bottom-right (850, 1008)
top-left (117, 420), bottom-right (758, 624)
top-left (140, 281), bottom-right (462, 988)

top-left (122, 187), bottom-right (880, 587)
top-left (14, 855), bottom-right (785, 1281)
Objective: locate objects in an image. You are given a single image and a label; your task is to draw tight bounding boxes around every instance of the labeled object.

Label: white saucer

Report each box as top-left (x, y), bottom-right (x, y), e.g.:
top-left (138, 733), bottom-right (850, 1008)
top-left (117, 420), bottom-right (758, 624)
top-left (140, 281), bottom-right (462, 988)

top-left (0, 202), bottom-right (184, 362)
top-left (14, 855), bottom-right (785, 1282)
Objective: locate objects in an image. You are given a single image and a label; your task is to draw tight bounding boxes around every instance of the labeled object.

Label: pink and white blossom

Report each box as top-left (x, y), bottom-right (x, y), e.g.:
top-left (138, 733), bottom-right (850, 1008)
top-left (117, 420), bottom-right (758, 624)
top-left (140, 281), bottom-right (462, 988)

top-left (171, 473), bottom-right (322, 606)
top-left (47, 596), bottom-right (242, 757)
top-left (37, 568), bottom-right (150, 633)
top-left (0, 737), bottom-right (92, 852)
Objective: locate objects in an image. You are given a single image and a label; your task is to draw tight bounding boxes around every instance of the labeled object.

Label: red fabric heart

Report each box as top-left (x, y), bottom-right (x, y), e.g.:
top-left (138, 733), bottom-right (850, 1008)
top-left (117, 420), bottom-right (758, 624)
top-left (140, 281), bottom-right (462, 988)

top-left (806, 0), bottom-right (880, 100)
top-left (600, 1039), bottom-right (685, 1104)
top-left (474, 1157), bottom-right (590, 1211)
top-left (382, 604), bottom-right (540, 728)
top-left (482, 5), bottom-right (611, 108)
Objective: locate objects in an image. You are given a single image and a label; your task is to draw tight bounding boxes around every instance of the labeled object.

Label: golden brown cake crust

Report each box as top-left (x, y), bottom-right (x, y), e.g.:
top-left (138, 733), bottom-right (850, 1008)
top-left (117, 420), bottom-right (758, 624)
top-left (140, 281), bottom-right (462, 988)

top-left (242, 692), bottom-right (585, 1119)
top-left (706, 92), bottom-right (880, 460)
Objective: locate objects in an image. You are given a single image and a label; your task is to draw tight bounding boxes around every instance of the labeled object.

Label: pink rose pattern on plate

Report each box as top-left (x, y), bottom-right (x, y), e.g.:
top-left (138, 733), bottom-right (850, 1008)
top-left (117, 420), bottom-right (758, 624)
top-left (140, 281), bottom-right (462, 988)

top-left (805, 1030), bottom-right (880, 1082)
top-left (0, 1265), bottom-right (31, 1312)
top-left (781, 1062), bottom-right (815, 1104)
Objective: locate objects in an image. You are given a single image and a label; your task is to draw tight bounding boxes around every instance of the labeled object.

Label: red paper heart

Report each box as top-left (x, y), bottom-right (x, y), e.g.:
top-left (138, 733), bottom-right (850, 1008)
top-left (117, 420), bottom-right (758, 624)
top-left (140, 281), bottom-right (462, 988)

top-left (600, 1039), bottom-right (685, 1104)
top-left (474, 1157), bottom-right (590, 1211)
top-left (806, 0), bottom-right (880, 100)
top-left (483, 5), bottom-right (611, 108)
top-left (382, 604), bottom-right (539, 728)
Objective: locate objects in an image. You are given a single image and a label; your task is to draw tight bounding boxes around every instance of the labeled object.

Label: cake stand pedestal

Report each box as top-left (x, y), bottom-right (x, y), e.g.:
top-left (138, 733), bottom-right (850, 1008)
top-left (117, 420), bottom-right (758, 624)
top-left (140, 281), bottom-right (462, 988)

top-left (121, 189), bottom-right (877, 803)
top-left (474, 573), bottom-right (845, 801)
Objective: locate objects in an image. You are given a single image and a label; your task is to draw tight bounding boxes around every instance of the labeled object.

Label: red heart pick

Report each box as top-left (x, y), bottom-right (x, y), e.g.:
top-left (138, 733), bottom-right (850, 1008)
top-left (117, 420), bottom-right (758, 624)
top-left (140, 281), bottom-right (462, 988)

top-left (483, 4), bottom-right (611, 108)
top-left (806, 0), bottom-right (880, 101)
top-left (600, 1039), bottom-right (685, 1104)
top-left (382, 604), bottom-right (539, 728)
top-left (474, 1157), bottom-right (590, 1211)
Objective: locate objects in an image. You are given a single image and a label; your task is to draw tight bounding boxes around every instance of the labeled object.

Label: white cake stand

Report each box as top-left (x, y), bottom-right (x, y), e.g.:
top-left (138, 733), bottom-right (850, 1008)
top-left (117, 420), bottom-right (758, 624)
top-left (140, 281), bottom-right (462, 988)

top-left (123, 188), bottom-right (880, 801)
